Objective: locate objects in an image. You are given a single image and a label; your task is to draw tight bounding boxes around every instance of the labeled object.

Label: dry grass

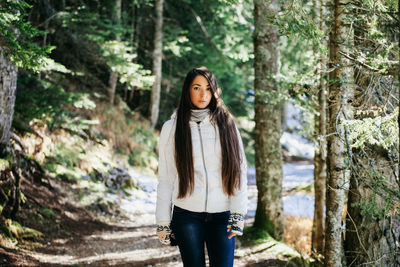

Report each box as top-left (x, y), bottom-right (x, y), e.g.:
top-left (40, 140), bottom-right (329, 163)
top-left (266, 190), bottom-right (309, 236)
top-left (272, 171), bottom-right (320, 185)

top-left (284, 214), bottom-right (312, 256)
top-left (86, 101), bottom-right (154, 154)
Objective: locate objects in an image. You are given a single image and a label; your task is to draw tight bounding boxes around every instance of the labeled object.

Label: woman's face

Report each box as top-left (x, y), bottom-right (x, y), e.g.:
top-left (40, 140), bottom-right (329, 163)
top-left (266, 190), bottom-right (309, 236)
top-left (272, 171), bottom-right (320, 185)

top-left (189, 75), bottom-right (212, 109)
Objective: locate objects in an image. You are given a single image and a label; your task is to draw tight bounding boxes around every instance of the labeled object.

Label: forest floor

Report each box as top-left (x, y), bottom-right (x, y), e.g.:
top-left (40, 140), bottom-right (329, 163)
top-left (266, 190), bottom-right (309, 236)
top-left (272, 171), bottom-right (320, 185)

top-left (0, 159), bottom-right (313, 267)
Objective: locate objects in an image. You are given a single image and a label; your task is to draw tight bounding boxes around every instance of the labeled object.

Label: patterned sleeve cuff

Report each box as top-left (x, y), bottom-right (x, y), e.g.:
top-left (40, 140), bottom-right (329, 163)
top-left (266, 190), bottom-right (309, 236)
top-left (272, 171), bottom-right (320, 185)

top-left (157, 221), bottom-right (170, 227)
top-left (228, 212), bottom-right (244, 236)
top-left (156, 224), bottom-right (172, 245)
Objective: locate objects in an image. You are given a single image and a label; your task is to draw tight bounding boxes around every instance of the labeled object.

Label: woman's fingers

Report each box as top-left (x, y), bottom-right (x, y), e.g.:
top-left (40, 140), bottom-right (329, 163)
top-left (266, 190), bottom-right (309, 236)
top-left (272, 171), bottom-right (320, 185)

top-left (227, 227), bottom-right (231, 232)
top-left (228, 232), bottom-right (237, 239)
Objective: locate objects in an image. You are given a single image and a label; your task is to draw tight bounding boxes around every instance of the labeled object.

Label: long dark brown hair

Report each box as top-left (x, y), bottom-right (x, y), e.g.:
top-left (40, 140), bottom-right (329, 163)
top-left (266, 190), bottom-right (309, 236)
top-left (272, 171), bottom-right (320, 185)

top-left (175, 66), bottom-right (242, 198)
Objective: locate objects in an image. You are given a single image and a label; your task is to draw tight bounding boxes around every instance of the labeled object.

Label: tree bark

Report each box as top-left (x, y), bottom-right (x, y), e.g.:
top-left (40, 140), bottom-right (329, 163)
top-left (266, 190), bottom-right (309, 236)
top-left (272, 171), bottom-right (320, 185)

top-left (0, 46), bottom-right (19, 220)
top-left (312, 0), bottom-right (327, 259)
top-left (108, 0), bottom-right (121, 105)
top-left (0, 47), bottom-right (18, 151)
top-left (343, 4), bottom-right (400, 265)
top-left (253, 0), bottom-right (284, 240)
top-left (345, 147), bottom-right (400, 266)
top-left (149, 0), bottom-right (164, 128)
top-left (324, 0), bottom-right (352, 266)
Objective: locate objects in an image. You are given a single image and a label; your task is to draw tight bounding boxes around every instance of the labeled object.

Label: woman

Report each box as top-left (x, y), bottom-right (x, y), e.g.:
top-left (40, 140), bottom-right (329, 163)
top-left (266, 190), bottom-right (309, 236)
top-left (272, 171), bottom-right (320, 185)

top-left (156, 67), bottom-right (248, 267)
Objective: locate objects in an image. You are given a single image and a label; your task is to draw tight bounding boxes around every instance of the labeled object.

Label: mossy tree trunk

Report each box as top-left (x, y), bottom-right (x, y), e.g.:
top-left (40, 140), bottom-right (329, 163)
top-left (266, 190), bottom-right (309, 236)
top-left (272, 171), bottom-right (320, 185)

top-left (344, 5), bottom-right (400, 264)
top-left (345, 146), bottom-right (400, 266)
top-left (324, 0), bottom-right (352, 265)
top-left (149, 0), bottom-right (164, 128)
top-left (312, 0), bottom-right (327, 259)
top-left (0, 47), bottom-right (17, 151)
top-left (0, 46), bottom-right (19, 219)
top-left (252, 0), bottom-right (284, 240)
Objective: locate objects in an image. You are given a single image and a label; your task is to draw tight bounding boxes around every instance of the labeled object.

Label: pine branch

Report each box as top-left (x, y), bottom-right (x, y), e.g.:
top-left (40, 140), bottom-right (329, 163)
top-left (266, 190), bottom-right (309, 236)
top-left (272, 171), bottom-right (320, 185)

top-left (339, 51), bottom-right (398, 76)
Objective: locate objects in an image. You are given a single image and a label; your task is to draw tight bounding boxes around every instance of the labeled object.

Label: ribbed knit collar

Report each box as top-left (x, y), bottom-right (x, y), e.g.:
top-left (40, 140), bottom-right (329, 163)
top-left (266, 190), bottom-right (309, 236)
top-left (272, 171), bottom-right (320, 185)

top-left (190, 108), bottom-right (210, 123)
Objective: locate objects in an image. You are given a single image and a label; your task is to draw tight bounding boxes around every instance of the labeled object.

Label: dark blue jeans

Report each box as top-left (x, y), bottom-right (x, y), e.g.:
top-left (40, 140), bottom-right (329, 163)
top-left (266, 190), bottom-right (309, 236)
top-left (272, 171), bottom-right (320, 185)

top-left (170, 206), bottom-right (235, 267)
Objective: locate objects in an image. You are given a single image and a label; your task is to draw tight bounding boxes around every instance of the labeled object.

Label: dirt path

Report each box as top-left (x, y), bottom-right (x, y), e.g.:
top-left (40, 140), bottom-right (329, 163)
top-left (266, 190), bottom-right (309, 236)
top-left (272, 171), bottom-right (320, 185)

top-left (1, 172), bottom-right (307, 266)
top-left (22, 213), bottom-right (295, 266)
top-left (28, 213), bottom-right (181, 266)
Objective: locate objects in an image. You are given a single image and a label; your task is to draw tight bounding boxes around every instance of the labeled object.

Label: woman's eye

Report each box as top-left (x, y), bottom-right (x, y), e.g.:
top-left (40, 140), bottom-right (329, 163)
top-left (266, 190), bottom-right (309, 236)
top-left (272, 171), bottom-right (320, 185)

top-left (207, 88), bottom-right (211, 91)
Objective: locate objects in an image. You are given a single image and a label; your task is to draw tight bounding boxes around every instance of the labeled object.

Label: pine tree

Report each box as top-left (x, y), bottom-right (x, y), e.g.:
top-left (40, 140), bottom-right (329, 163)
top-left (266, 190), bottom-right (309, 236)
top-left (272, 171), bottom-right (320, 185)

top-left (311, 0), bottom-right (327, 259)
top-left (149, 0), bottom-right (164, 128)
top-left (324, 0), bottom-right (353, 265)
top-left (253, 0), bottom-right (284, 240)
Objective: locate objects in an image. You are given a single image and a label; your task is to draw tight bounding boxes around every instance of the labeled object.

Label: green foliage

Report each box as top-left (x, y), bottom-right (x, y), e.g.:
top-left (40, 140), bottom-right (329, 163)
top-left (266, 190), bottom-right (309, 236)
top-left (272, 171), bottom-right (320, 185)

top-left (240, 226), bottom-right (273, 246)
top-left (272, 0), bottom-right (325, 51)
top-left (59, 3), bottom-right (154, 93)
top-left (0, 0), bottom-right (51, 71)
top-left (128, 150), bottom-right (157, 168)
top-left (240, 226), bottom-right (309, 266)
top-left (343, 108), bottom-right (399, 150)
top-left (15, 72), bottom-right (97, 130)
top-left (0, 158), bottom-right (10, 171)
top-left (0, 224), bottom-right (12, 238)
top-left (37, 57), bottom-right (71, 73)
top-left (351, 177), bottom-right (400, 220)
top-left (266, 1), bottom-right (322, 140)
top-left (101, 40), bottom-right (154, 90)
top-left (40, 208), bottom-right (55, 218)
top-left (0, 219), bottom-right (42, 241)
top-left (51, 143), bottom-right (82, 169)
top-left (295, 183), bottom-right (314, 192)
top-left (127, 125), bottom-right (158, 168)
top-left (160, 0), bottom-right (254, 123)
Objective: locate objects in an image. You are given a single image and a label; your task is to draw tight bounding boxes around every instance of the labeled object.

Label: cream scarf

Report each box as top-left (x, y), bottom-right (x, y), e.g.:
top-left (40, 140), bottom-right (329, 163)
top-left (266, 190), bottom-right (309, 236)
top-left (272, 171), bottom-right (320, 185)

top-left (190, 108), bottom-right (210, 122)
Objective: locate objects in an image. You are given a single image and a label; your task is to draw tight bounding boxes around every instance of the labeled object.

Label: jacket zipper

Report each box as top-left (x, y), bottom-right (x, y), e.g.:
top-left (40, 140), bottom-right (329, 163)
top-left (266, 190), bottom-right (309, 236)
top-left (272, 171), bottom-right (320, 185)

top-left (197, 122), bottom-right (209, 212)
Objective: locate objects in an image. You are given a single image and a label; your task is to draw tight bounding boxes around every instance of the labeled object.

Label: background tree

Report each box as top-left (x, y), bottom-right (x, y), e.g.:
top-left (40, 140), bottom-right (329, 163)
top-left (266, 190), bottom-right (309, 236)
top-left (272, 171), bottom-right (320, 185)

top-left (0, 0), bottom-right (49, 220)
top-left (344, 1), bottom-right (400, 265)
top-left (1, 0), bottom-right (48, 150)
top-left (253, 0), bottom-right (284, 240)
top-left (0, 49), bottom-right (17, 151)
top-left (108, 0), bottom-right (122, 105)
top-left (324, 0), bottom-right (354, 265)
top-left (311, 0), bottom-right (326, 259)
top-left (272, 0), bottom-right (398, 264)
top-left (149, 0), bottom-right (164, 128)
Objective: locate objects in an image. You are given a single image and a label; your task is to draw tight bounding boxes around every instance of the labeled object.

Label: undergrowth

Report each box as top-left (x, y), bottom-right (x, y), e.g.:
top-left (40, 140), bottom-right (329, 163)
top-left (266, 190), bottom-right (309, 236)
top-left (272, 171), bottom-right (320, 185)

top-left (239, 226), bottom-right (311, 266)
top-left (1, 71), bottom-right (159, 249)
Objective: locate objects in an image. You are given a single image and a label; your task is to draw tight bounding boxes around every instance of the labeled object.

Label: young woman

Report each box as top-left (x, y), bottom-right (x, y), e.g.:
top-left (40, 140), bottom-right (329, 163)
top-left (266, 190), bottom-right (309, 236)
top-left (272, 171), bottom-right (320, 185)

top-left (156, 67), bottom-right (248, 267)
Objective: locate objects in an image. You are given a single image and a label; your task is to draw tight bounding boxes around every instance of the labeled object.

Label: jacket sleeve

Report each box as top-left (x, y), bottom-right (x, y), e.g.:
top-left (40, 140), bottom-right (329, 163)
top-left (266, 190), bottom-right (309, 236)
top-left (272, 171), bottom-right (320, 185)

top-left (155, 120), bottom-right (177, 224)
top-left (230, 125), bottom-right (248, 215)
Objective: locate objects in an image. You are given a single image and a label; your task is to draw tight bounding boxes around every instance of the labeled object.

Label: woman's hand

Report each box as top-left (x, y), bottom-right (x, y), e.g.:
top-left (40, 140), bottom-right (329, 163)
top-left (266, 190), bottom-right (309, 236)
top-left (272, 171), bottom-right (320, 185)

top-left (227, 229), bottom-right (237, 239)
top-left (227, 212), bottom-right (244, 239)
top-left (156, 223), bottom-right (173, 245)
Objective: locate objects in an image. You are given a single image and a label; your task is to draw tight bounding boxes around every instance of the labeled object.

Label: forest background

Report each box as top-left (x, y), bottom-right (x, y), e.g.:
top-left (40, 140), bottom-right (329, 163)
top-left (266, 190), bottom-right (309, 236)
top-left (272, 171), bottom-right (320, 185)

top-left (0, 0), bottom-right (399, 266)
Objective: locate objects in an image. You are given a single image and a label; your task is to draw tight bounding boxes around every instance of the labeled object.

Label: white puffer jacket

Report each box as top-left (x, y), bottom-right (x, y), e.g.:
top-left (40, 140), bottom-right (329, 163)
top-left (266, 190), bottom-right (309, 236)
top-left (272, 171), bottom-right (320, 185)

top-left (155, 112), bottom-right (248, 224)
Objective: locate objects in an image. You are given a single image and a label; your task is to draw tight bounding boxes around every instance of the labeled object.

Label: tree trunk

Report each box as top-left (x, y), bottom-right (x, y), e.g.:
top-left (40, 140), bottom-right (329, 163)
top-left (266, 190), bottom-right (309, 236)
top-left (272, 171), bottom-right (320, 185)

top-left (108, 0), bottom-right (121, 105)
top-left (0, 47), bottom-right (18, 151)
top-left (0, 47), bottom-right (19, 220)
top-left (149, 0), bottom-right (164, 128)
top-left (253, 0), bottom-right (284, 240)
top-left (312, 0), bottom-right (327, 258)
top-left (324, 0), bottom-right (352, 266)
top-left (345, 147), bottom-right (400, 266)
top-left (344, 4), bottom-right (400, 265)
